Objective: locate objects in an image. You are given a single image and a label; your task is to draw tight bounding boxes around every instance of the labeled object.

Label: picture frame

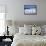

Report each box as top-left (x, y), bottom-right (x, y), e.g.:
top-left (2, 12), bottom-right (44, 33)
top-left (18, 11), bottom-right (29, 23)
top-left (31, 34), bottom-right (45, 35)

top-left (24, 5), bottom-right (37, 15)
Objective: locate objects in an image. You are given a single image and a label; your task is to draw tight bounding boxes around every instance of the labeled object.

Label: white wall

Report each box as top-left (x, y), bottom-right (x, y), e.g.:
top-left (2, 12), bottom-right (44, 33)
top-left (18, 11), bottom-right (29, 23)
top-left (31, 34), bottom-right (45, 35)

top-left (0, 0), bottom-right (46, 22)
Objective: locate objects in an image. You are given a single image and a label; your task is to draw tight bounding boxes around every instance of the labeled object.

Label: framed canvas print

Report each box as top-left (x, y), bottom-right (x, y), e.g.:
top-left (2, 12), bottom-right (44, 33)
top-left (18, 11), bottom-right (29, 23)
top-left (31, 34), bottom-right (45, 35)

top-left (24, 5), bottom-right (37, 15)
